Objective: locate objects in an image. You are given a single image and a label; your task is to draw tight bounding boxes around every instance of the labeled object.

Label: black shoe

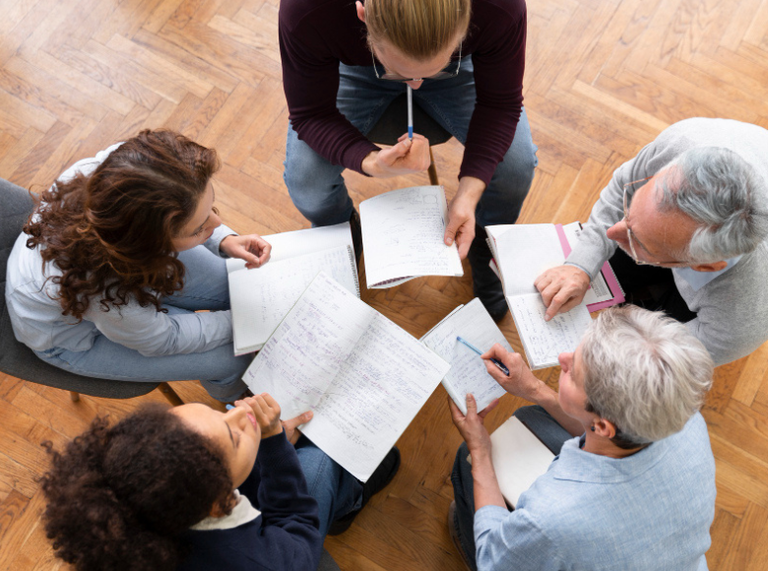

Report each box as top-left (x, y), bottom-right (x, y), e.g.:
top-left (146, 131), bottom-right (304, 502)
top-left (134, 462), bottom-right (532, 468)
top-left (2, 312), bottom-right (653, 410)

top-left (467, 225), bottom-right (508, 322)
top-left (327, 447), bottom-right (401, 535)
top-left (349, 208), bottom-right (363, 267)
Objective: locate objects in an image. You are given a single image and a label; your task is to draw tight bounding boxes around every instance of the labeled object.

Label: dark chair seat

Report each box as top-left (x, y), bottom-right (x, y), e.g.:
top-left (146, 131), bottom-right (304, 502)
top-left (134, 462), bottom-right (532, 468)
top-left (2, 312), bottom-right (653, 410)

top-left (366, 93), bottom-right (452, 187)
top-left (0, 177), bottom-right (181, 404)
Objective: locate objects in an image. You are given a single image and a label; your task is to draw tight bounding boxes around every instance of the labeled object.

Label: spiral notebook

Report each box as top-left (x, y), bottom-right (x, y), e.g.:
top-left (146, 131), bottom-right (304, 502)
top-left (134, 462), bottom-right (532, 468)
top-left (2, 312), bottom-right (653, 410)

top-left (227, 223), bottom-right (359, 355)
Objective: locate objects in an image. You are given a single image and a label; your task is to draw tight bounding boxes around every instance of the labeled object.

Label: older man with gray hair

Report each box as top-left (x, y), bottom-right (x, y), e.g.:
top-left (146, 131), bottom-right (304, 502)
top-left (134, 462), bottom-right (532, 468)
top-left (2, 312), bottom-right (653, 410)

top-left (449, 305), bottom-right (716, 571)
top-left (535, 117), bottom-right (768, 365)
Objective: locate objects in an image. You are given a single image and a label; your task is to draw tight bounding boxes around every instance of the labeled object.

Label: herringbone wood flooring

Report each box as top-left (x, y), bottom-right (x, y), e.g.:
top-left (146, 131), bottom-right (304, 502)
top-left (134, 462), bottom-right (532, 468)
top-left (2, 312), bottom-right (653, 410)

top-left (1, 0), bottom-right (767, 569)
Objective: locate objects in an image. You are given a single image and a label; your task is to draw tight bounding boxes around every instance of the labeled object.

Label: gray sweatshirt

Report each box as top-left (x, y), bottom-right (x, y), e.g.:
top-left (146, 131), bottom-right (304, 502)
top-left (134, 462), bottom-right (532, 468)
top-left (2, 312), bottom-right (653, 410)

top-left (566, 118), bottom-right (768, 365)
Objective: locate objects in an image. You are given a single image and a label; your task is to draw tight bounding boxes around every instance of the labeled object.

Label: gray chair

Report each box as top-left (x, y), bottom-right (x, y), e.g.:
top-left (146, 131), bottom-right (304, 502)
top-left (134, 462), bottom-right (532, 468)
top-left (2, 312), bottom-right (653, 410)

top-left (366, 92), bottom-right (452, 186)
top-left (0, 177), bottom-right (182, 405)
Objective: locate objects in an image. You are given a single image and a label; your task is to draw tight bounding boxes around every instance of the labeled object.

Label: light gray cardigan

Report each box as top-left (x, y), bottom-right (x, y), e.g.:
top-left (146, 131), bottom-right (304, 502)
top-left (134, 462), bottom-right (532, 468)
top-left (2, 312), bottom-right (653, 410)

top-left (566, 118), bottom-right (768, 365)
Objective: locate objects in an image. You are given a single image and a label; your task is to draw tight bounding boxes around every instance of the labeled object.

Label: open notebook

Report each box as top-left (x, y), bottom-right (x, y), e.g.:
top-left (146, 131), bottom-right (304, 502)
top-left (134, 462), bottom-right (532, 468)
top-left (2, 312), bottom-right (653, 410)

top-left (421, 298), bottom-right (512, 414)
top-left (227, 222), bottom-right (359, 355)
top-left (489, 415), bottom-right (555, 508)
top-left (360, 185), bottom-right (463, 288)
top-left (485, 223), bottom-right (623, 369)
top-left (242, 272), bottom-right (450, 482)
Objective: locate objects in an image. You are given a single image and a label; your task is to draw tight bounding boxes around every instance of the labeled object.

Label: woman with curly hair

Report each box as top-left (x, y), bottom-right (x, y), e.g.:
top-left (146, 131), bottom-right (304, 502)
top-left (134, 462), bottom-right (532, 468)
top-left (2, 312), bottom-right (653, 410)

top-left (5, 130), bottom-right (271, 401)
top-left (41, 395), bottom-right (360, 570)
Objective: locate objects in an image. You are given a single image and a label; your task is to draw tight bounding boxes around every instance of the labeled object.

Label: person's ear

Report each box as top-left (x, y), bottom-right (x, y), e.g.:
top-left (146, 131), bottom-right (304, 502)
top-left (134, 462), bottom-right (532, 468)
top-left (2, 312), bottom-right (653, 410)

top-left (689, 260), bottom-right (728, 272)
top-left (591, 418), bottom-right (616, 439)
top-left (355, 1), bottom-right (366, 23)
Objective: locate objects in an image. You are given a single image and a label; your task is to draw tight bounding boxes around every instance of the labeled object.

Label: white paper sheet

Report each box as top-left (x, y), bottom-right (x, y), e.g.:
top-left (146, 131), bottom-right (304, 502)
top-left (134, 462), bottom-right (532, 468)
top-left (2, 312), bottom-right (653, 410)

top-left (421, 298), bottom-right (512, 414)
top-left (243, 272), bottom-right (450, 481)
top-left (360, 186), bottom-right (463, 288)
top-left (507, 293), bottom-right (592, 369)
top-left (228, 245), bottom-right (358, 354)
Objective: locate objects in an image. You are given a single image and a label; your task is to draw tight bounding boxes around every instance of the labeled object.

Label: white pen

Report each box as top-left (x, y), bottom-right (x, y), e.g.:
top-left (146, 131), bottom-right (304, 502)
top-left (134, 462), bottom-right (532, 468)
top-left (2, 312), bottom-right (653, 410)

top-left (407, 84), bottom-right (413, 140)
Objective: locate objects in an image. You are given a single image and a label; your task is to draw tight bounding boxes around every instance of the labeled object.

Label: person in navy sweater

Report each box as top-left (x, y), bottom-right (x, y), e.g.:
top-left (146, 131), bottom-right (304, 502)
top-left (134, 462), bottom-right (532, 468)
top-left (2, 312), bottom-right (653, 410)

top-left (40, 394), bottom-right (398, 570)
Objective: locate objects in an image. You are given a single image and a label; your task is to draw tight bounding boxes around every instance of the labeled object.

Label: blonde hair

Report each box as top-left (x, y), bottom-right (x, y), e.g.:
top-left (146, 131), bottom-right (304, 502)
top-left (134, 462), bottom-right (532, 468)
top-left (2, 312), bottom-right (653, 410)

top-left (365, 0), bottom-right (471, 60)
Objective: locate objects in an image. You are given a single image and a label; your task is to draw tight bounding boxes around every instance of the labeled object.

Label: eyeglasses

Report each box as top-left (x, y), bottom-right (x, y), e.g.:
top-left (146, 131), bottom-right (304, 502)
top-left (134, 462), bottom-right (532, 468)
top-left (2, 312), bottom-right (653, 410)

top-left (371, 43), bottom-right (462, 82)
top-left (622, 177), bottom-right (687, 266)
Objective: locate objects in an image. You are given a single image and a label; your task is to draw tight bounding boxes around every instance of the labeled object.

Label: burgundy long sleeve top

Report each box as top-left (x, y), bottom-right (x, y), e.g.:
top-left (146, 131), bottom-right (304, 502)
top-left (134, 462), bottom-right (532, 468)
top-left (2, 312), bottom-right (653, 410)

top-left (279, 0), bottom-right (527, 186)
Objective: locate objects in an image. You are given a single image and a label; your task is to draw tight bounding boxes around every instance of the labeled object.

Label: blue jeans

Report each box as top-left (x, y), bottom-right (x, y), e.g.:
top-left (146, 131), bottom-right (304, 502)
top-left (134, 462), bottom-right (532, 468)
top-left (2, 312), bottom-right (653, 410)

top-left (34, 246), bottom-right (251, 402)
top-left (296, 436), bottom-right (363, 538)
top-left (284, 57), bottom-right (538, 227)
top-left (451, 405), bottom-right (574, 570)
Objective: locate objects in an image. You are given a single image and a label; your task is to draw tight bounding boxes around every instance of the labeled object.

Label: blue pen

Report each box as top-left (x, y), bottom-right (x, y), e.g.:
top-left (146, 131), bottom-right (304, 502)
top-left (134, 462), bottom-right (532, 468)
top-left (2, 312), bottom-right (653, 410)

top-left (225, 404), bottom-right (235, 410)
top-left (456, 336), bottom-right (510, 376)
top-left (406, 85), bottom-right (413, 140)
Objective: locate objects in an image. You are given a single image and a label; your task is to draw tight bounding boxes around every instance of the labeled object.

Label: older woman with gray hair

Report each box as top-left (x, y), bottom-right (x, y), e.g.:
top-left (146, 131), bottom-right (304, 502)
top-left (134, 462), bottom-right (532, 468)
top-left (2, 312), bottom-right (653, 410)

top-left (534, 117), bottom-right (768, 365)
top-left (449, 305), bottom-right (716, 571)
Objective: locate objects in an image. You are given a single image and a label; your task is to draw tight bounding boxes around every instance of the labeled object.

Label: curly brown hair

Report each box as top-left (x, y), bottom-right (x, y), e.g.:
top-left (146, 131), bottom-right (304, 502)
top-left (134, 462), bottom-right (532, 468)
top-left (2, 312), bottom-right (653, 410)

top-left (40, 404), bottom-right (234, 571)
top-left (24, 129), bottom-right (220, 320)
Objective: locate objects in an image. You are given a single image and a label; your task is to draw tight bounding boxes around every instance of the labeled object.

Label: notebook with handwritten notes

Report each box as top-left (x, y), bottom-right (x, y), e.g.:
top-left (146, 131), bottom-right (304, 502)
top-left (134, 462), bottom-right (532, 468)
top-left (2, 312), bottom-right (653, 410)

top-left (421, 298), bottom-right (512, 414)
top-left (227, 222), bottom-right (359, 355)
top-left (484, 223), bottom-right (621, 368)
top-left (360, 185), bottom-right (463, 289)
top-left (241, 271), bottom-right (450, 482)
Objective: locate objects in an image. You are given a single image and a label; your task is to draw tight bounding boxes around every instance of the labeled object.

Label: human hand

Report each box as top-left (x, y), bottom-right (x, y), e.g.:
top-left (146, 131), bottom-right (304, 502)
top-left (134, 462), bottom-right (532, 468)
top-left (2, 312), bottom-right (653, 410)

top-left (220, 234), bottom-right (272, 268)
top-left (482, 344), bottom-right (545, 403)
top-left (449, 393), bottom-right (497, 456)
top-left (533, 265), bottom-right (591, 321)
top-left (444, 177), bottom-right (485, 259)
top-left (362, 134), bottom-right (431, 177)
top-left (240, 393), bottom-right (283, 439)
top-left (282, 410), bottom-right (313, 445)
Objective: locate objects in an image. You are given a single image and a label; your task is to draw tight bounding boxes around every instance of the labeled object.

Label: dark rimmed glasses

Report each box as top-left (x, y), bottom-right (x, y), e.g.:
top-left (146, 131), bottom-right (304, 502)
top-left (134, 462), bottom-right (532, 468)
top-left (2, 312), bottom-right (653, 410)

top-left (371, 43), bottom-right (462, 82)
top-left (622, 176), bottom-right (687, 266)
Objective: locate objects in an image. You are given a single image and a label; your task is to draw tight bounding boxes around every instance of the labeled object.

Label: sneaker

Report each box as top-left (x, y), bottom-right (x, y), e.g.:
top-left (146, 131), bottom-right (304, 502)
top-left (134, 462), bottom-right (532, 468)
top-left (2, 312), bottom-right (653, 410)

top-left (448, 501), bottom-right (473, 571)
top-left (467, 226), bottom-right (508, 322)
top-left (327, 447), bottom-right (401, 535)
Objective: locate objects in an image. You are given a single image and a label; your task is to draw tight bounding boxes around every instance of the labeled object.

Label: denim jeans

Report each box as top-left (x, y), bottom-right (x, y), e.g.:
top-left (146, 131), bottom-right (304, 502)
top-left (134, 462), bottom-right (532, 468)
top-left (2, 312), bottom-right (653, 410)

top-left (34, 245), bottom-right (251, 402)
top-left (295, 436), bottom-right (363, 538)
top-left (284, 57), bottom-right (538, 227)
top-left (451, 405), bottom-right (574, 570)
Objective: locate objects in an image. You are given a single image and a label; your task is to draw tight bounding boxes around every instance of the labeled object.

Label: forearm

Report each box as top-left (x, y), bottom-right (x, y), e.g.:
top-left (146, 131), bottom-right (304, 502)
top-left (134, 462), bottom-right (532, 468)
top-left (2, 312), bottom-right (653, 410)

top-left (469, 447), bottom-right (506, 511)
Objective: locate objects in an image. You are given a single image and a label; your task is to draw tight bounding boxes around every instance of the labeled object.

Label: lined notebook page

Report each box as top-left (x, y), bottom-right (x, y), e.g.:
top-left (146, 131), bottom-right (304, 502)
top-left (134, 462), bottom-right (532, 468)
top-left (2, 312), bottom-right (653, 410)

top-left (242, 272), bottom-right (368, 419)
top-left (421, 298), bottom-right (511, 414)
top-left (508, 294), bottom-right (592, 369)
top-left (361, 186), bottom-right (462, 288)
top-left (494, 224), bottom-right (565, 296)
top-left (228, 245), bottom-right (358, 355)
top-left (243, 272), bottom-right (450, 482)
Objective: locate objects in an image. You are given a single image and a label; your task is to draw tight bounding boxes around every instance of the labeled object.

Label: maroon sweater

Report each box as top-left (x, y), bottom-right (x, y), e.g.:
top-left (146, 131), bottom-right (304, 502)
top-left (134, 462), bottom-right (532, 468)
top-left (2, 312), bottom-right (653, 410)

top-left (279, 0), bottom-right (527, 186)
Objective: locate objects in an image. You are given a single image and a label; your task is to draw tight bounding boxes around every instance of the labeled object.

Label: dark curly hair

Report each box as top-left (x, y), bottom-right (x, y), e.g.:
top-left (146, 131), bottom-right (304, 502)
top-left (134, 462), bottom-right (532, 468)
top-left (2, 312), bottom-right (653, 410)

top-left (40, 404), bottom-right (234, 571)
top-left (24, 129), bottom-right (219, 320)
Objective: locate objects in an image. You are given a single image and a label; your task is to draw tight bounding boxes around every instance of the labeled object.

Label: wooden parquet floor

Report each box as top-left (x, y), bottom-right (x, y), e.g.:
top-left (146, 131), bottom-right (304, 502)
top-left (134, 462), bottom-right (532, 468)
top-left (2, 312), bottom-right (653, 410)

top-left (1, 0), bottom-right (767, 569)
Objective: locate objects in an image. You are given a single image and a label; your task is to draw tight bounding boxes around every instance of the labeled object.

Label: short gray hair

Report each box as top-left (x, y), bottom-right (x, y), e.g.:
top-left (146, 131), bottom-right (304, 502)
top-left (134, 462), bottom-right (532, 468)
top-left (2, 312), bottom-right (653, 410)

top-left (580, 306), bottom-right (713, 445)
top-left (657, 147), bottom-right (768, 262)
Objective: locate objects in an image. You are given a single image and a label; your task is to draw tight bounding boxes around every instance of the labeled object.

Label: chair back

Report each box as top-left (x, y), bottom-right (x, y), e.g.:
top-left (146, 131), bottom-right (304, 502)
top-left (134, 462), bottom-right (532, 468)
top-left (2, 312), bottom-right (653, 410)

top-left (0, 178), bottom-right (160, 398)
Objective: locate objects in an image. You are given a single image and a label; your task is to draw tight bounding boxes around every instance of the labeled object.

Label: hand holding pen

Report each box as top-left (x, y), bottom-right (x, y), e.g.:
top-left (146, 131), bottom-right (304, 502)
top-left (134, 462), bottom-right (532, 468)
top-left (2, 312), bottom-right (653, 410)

top-left (456, 336), bottom-right (510, 375)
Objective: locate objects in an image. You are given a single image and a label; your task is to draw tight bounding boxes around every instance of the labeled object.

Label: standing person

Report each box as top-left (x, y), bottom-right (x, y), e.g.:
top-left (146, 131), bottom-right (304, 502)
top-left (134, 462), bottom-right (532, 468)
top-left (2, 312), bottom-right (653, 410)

top-left (534, 117), bottom-right (768, 365)
top-left (280, 0), bottom-right (538, 320)
top-left (40, 394), bottom-right (395, 570)
top-left (5, 130), bottom-right (271, 402)
top-left (449, 305), bottom-right (716, 570)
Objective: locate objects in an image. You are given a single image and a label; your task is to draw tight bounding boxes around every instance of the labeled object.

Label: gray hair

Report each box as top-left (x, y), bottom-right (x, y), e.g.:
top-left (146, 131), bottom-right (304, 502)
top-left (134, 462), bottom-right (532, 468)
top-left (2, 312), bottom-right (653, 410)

top-left (580, 306), bottom-right (713, 445)
top-left (657, 147), bottom-right (768, 262)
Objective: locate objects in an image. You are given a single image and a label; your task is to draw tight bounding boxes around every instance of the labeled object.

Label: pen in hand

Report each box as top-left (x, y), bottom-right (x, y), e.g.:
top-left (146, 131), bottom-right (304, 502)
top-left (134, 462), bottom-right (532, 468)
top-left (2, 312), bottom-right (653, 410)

top-left (456, 336), bottom-right (510, 376)
top-left (406, 85), bottom-right (413, 140)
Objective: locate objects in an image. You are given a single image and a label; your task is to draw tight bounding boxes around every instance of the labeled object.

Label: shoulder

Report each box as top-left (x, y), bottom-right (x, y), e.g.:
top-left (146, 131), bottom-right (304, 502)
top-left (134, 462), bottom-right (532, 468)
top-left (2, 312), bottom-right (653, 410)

top-left (279, 0), bottom-right (353, 32)
top-left (55, 142), bottom-right (124, 185)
